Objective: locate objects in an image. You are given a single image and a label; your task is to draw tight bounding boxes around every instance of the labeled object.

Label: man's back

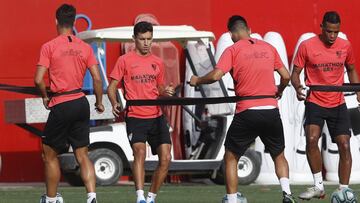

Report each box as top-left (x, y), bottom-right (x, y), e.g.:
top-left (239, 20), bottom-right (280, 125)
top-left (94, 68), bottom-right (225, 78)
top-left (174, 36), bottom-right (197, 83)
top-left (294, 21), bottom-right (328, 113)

top-left (38, 35), bottom-right (97, 107)
top-left (217, 38), bottom-right (284, 113)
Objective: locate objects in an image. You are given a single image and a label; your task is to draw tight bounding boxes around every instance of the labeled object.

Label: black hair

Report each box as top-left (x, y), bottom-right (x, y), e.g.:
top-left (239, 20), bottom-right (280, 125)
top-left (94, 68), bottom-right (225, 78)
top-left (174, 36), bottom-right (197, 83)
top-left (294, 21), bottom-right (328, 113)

top-left (227, 15), bottom-right (248, 32)
top-left (56, 4), bottom-right (76, 28)
top-left (133, 21), bottom-right (153, 36)
top-left (322, 11), bottom-right (341, 25)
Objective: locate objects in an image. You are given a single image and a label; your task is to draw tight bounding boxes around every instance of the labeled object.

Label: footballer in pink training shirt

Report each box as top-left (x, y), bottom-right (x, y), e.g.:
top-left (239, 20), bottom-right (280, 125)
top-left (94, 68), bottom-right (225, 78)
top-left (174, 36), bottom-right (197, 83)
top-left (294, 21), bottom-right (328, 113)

top-left (34, 4), bottom-right (104, 203)
top-left (190, 15), bottom-right (296, 203)
top-left (107, 21), bottom-right (175, 203)
top-left (292, 11), bottom-right (360, 200)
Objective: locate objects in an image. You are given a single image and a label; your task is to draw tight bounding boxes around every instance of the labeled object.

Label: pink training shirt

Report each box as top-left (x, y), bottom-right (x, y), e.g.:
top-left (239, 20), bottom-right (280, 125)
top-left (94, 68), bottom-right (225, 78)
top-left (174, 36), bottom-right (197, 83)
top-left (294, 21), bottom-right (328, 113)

top-left (37, 34), bottom-right (98, 107)
top-left (293, 36), bottom-right (355, 108)
top-left (110, 51), bottom-right (165, 118)
top-left (216, 38), bottom-right (284, 113)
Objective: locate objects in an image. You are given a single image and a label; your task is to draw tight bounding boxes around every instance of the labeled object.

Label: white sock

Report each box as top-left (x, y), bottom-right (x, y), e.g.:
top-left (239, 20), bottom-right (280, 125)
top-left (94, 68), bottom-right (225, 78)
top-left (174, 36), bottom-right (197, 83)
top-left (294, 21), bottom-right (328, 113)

top-left (87, 192), bottom-right (96, 203)
top-left (146, 192), bottom-right (157, 203)
top-left (313, 172), bottom-right (324, 191)
top-left (136, 190), bottom-right (145, 202)
top-left (279, 177), bottom-right (291, 194)
top-left (339, 184), bottom-right (349, 189)
top-left (227, 193), bottom-right (237, 203)
top-left (46, 196), bottom-right (57, 203)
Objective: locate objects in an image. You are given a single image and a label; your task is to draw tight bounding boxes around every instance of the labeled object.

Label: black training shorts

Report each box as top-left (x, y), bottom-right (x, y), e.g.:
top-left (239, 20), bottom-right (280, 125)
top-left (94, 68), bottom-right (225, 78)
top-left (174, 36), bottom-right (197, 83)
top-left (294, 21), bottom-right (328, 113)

top-left (125, 115), bottom-right (171, 155)
top-left (42, 96), bottom-right (90, 153)
top-left (225, 108), bottom-right (285, 157)
top-left (304, 102), bottom-right (351, 142)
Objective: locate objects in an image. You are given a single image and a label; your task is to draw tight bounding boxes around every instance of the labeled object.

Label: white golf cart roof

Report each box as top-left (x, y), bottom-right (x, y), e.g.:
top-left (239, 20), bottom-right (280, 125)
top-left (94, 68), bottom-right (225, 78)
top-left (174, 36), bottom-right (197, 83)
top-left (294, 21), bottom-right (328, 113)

top-left (77, 25), bottom-right (215, 44)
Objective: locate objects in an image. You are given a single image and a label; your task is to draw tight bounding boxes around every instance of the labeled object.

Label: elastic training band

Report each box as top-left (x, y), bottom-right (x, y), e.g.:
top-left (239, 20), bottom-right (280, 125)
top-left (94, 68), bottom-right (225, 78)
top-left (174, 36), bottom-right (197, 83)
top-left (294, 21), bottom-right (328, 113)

top-left (126, 95), bottom-right (276, 106)
top-left (48, 88), bottom-right (82, 97)
top-left (309, 83), bottom-right (360, 92)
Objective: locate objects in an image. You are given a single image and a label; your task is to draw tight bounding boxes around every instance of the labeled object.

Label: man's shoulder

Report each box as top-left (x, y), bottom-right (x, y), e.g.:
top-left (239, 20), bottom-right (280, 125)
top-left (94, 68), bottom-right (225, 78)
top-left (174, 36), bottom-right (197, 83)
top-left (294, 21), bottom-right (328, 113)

top-left (226, 41), bottom-right (243, 53)
top-left (119, 52), bottom-right (163, 64)
top-left (119, 51), bottom-right (135, 60)
top-left (232, 38), bottom-right (271, 49)
top-left (41, 35), bottom-right (90, 49)
top-left (41, 36), bottom-right (61, 49)
top-left (115, 51), bottom-right (138, 65)
top-left (149, 54), bottom-right (164, 64)
top-left (72, 36), bottom-right (92, 49)
top-left (336, 37), bottom-right (351, 47)
top-left (256, 39), bottom-right (276, 50)
top-left (299, 36), bottom-right (318, 47)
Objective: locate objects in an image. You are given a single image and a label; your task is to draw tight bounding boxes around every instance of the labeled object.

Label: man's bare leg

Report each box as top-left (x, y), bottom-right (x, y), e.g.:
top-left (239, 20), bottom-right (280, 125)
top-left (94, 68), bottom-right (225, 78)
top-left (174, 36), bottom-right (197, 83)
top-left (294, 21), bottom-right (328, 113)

top-left (273, 151), bottom-right (289, 178)
top-left (74, 146), bottom-right (96, 193)
top-left (149, 144), bottom-right (171, 193)
top-left (272, 151), bottom-right (297, 202)
top-left (146, 144), bottom-right (171, 202)
top-left (223, 149), bottom-right (243, 203)
top-left (74, 146), bottom-right (97, 203)
top-left (336, 134), bottom-right (352, 186)
top-left (42, 144), bottom-right (60, 198)
top-left (299, 124), bottom-right (325, 200)
top-left (132, 142), bottom-right (147, 202)
top-left (305, 125), bottom-right (323, 174)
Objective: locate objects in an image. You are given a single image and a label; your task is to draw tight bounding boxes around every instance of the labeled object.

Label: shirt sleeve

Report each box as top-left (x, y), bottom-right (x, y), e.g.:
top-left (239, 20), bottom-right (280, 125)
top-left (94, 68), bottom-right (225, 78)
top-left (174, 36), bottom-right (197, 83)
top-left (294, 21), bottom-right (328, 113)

top-left (86, 45), bottom-right (98, 67)
top-left (216, 47), bottom-right (233, 73)
top-left (157, 61), bottom-right (165, 86)
top-left (273, 48), bottom-right (285, 70)
top-left (293, 42), bottom-right (307, 69)
top-left (346, 43), bottom-right (356, 65)
top-left (110, 57), bottom-right (125, 81)
top-left (37, 44), bottom-right (51, 68)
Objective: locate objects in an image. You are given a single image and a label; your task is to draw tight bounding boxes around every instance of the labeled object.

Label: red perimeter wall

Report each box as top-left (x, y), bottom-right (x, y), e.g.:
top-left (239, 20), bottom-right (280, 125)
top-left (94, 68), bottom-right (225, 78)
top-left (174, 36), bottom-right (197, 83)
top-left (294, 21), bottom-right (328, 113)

top-left (0, 0), bottom-right (359, 181)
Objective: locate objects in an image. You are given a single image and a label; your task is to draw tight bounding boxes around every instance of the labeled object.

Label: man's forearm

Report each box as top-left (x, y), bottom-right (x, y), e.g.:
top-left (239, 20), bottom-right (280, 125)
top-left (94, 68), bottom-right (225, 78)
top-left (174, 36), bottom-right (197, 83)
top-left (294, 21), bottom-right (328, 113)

top-left (194, 69), bottom-right (223, 85)
top-left (348, 69), bottom-right (360, 84)
top-left (291, 73), bottom-right (302, 90)
top-left (347, 68), bottom-right (360, 101)
top-left (35, 80), bottom-right (48, 98)
top-left (107, 85), bottom-right (119, 107)
top-left (279, 78), bottom-right (290, 92)
top-left (197, 71), bottom-right (220, 85)
top-left (197, 76), bottom-right (216, 85)
top-left (93, 79), bottom-right (103, 105)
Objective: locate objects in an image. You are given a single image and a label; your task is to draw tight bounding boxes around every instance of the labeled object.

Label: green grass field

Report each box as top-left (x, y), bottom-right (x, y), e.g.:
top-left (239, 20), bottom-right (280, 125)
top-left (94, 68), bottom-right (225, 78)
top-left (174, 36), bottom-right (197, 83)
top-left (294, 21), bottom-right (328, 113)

top-left (1, 183), bottom-right (359, 203)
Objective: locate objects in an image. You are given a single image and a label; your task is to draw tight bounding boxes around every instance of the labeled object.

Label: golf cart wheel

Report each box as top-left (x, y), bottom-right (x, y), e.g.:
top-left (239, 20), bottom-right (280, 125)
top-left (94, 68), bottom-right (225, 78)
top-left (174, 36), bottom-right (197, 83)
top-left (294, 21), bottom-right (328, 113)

top-left (211, 149), bottom-right (261, 185)
top-left (89, 148), bottom-right (123, 186)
